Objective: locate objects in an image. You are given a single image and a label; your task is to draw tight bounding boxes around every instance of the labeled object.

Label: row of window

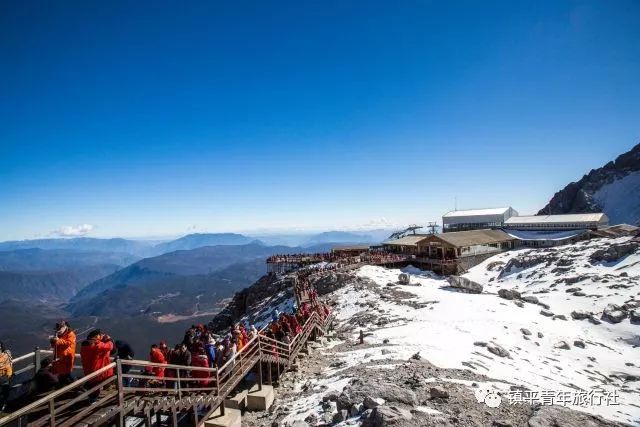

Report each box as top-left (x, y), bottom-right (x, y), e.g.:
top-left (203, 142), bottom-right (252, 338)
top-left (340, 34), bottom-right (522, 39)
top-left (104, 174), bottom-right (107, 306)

top-left (505, 223), bottom-right (594, 229)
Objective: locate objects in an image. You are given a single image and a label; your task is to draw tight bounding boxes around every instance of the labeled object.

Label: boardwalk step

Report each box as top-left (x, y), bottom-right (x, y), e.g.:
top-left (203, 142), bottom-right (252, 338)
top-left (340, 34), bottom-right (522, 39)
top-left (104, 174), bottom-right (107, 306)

top-left (224, 389), bottom-right (248, 411)
top-left (204, 407), bottom-right (241, 427)
top-left (246, 384), bottom-right (274, 411)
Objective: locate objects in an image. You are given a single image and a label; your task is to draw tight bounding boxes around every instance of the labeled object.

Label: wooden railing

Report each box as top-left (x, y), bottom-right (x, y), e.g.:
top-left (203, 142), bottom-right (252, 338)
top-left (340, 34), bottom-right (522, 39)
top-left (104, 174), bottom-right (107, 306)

top-left (9, 349), bottom-right (83, 381)
top-left (0, 362), bottom-right (118, 427)
top-left (0, 311), bottom-right (333, 427)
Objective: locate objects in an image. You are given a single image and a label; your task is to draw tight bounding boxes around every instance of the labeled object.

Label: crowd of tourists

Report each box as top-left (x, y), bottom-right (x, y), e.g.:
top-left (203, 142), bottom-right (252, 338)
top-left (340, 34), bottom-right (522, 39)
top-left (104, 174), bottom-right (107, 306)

top-left (0, 257), bottom-right (335, 412)
top-left (138, 298), bottom-right (331, 389)
top-left (266, 252), bottom-right (347, 264)
top-left (268, 251), bottom-right (413, 273)
top-left (0, 304), bottom-right (328, 411)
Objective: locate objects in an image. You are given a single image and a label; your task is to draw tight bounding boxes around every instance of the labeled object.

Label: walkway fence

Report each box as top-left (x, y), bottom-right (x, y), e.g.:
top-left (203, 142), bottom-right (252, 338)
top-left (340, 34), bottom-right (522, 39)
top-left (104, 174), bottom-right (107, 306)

top-left (0, 312), bottom-right (333, 427)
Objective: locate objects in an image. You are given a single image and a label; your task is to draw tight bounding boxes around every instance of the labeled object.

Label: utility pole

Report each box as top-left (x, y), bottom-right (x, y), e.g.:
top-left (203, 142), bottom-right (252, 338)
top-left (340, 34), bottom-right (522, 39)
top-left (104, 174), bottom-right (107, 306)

top-left (427, 222), bottom-right (439, 234)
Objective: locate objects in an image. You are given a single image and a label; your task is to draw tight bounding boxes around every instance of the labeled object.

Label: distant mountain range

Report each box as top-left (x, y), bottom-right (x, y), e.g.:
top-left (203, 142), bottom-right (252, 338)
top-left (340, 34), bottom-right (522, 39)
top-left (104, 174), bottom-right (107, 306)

top-left (70, 242), bottom-right (297, 303)
top-left (539, 142), bottom-right (640, 226)
top-left (0, 248), bottom-right (138, 271)
top-left (151, 233), bottom-right (257, 254)
top-left (0, 230), bottom-right (382, 354)
top-left (0, 249), bottom-right (138, 302)
top-left (0, 230), bottom-right (384, 257)
top-left (0, 237), bottom-right (155, 256)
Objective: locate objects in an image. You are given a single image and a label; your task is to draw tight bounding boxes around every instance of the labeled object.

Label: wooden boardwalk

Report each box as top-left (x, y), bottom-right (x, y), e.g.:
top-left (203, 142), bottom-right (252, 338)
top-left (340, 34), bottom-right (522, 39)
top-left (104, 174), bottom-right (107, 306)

top-left (0, 312), bottom-right (333, 427)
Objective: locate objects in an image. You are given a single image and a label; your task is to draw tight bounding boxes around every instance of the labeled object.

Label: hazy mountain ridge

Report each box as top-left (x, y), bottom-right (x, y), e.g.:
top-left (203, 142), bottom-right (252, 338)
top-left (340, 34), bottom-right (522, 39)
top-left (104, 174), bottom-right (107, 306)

top-left (0, 248), bottom-right (140, 302)
top-left (71, 242), bottom-right (297, 302)
top-left (68, 259), bottom-right (267, 318)
top-left (0, 237), bottom-right (156, 257)
top-left (151, 233), bottom-right (258, 254)
top-left (0, 264), bottom-right (123, 302)
top-left (540, 142), bottom-right (640, 225)
top-left (0, 248), bottom-right (138, 271)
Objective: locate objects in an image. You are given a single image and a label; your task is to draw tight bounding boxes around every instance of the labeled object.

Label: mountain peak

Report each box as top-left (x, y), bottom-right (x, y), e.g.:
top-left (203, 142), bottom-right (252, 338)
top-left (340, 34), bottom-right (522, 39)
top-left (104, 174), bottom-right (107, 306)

top-left (539, 142), bottom-right (640, 225)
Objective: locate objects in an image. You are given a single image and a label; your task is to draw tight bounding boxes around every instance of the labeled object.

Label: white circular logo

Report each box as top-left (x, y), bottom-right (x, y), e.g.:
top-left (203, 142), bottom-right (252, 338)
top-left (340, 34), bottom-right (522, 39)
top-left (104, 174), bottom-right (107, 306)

top-left (484, 392), bottom-right (502, 408)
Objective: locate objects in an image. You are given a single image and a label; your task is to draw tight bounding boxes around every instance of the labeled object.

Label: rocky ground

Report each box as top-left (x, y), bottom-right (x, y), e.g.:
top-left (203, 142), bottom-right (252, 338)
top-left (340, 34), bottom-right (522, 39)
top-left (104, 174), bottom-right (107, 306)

top-left (221, 236), bottom-right (640, 426)
top-left (242, 316), bottom-right (626, 426)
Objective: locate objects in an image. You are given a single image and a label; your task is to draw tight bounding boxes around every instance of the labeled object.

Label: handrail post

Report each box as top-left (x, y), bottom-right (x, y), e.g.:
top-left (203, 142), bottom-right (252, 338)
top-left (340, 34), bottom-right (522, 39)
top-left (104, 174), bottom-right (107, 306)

top-left (177, 368), bottom-right (182, 400)
top-left (115, 358), bottom-right (124, 427)
top-left (216, 368), bottom-right (220, 398)
top-left (34, 346), bottom-right (41, 376)
top-left (257, 338), bottom-right (263, 391)
top-left (48, 398), bottom-right (55, 427)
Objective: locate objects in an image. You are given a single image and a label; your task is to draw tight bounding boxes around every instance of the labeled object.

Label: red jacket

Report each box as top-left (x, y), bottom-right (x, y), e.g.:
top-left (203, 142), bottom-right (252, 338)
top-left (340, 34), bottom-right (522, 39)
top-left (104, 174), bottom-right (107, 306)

top-left (191, 354), bottom-right (209, 386)
top-left (80, 339), bottom-right (114, 384)
top-left (149, 348), bottom-right (166, 378)
top-left (53, 329), bottom-right (76, 376)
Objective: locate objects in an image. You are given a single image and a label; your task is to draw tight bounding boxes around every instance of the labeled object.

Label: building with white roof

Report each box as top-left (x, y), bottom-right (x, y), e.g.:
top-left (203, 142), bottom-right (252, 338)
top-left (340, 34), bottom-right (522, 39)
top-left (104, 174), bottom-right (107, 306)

top-left (442, 207), bottom-right (518, 233)
top-left (503, 213), bottom-right (609, 231)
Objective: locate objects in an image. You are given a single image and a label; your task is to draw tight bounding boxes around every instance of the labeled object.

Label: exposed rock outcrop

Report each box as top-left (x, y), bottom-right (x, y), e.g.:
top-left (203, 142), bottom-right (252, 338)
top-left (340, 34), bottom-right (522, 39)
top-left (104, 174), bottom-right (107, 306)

top-left (498, 289), bottom-right (521, 300)
top-left (601, 304), bottom-right (628, 324)
top-left (590, 241), bottom-right (639, 263)
top-left (447, 276), bottom-right (483, 294)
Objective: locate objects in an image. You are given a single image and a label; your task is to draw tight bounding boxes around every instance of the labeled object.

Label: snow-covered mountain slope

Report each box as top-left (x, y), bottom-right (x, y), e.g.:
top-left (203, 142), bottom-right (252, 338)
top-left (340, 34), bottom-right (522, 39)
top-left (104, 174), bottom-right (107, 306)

top-left (593, 171), bottom-right (640, 226)
top-left (539, 142), bottom-right (640, 225)
top-left (255, 237), bottom-right (640, 426)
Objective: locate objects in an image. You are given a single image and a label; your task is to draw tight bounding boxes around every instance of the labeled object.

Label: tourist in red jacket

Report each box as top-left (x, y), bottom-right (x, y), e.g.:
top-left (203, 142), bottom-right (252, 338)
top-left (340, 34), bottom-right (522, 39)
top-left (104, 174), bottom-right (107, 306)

top-left (149, 344), bottom-right (167, 378)
top-left (80, 330), bottom-right (114, 403)
top-left (190, 343), bottom-right (210, 387)
top-left (51, 321), bottom-right (76, 384)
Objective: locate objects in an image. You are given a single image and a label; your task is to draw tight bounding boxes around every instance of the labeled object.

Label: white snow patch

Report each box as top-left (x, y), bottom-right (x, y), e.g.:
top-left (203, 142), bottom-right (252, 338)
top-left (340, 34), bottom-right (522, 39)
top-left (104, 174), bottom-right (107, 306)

top-left (328, 238), bottom-right (640, 425)
top-left (593, 171), bottom-right (640, 226)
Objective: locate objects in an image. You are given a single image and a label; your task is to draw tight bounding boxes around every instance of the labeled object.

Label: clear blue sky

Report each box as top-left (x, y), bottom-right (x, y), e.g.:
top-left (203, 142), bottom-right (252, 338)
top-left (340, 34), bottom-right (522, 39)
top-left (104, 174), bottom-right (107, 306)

top-left (1, 0), bottom-right (639, 240)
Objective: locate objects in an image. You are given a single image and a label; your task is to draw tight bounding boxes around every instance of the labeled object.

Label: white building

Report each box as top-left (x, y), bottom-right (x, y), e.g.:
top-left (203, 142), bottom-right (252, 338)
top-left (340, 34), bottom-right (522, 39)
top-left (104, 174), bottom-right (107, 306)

top-left (442, 207), bottom-right (519, 233)
top-left (503, 213), bottom-right (609, 231)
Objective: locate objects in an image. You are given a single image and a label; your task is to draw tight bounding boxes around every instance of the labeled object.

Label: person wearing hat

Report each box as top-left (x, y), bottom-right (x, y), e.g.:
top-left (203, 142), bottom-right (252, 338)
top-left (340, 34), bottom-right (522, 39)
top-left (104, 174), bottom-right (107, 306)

top-left (158, 341), bottom-right (170, 362)
top-left (51, 321), bottom-right (76, 385)
top-left (0, 341), bottom-right (12, 411)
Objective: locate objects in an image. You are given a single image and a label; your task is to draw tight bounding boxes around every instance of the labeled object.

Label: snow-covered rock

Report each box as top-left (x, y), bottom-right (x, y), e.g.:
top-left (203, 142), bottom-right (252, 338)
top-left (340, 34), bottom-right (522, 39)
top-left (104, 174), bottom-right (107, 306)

top-left (446, 275), bottom-right (483, 294)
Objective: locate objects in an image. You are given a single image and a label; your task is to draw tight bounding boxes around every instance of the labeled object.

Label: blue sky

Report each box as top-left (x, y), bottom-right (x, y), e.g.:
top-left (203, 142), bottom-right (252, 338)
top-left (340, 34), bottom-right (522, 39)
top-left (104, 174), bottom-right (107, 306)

top-left (1, 0), bottom-right (639, 240)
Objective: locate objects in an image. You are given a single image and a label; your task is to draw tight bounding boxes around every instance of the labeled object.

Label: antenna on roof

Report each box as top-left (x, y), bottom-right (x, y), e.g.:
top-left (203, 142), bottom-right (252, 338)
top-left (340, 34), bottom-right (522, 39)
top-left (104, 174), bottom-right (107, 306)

top-left (454, 196), bottom-right (457, 211)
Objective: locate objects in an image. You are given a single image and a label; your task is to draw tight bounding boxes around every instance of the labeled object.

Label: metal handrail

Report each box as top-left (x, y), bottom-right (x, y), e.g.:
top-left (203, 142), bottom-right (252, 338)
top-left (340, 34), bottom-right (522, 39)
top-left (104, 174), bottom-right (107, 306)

top-left (120, 359), bottom-right (219, 374)
top-left (0, 361), bottom-right (117, 425)
top-left (0, 309), bottom-right (334, 427)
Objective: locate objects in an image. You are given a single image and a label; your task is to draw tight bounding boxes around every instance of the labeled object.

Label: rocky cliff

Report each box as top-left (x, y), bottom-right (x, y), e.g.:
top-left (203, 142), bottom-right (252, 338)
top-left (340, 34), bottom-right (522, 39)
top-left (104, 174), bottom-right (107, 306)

top-left (539, 142), bottom-right (640, 225)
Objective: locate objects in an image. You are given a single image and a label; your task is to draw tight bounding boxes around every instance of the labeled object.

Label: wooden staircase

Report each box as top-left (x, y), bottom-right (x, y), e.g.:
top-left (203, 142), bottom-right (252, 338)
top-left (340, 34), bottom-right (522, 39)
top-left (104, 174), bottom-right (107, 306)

top-left (0, 312), bottom-right (333, 427)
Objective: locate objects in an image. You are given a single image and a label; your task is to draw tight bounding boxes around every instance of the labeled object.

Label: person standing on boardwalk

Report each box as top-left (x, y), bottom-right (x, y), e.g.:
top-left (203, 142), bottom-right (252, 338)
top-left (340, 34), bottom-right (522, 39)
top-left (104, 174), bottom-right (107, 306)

top-left (80, 330), bottom-right (114, 404)
top-left (149, 344), bottom-right (167, 379)
top-left (51, 321), bottom-right (76, 385)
